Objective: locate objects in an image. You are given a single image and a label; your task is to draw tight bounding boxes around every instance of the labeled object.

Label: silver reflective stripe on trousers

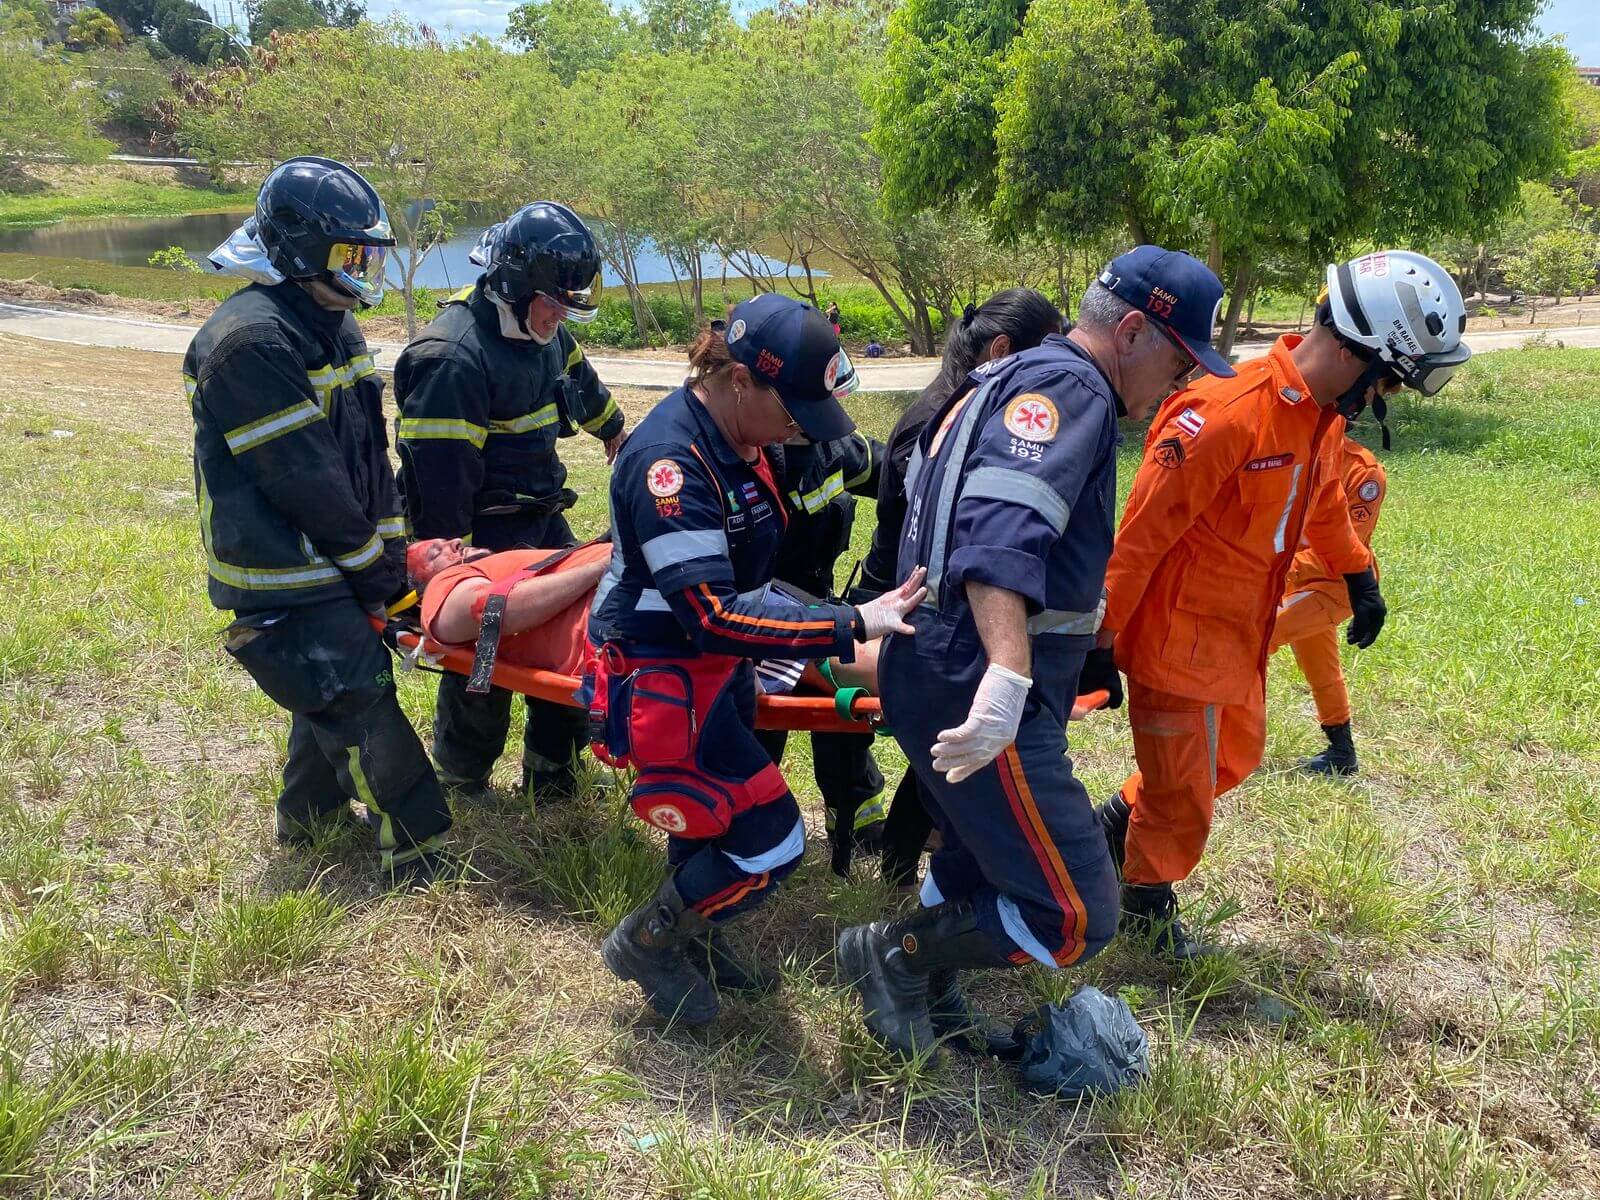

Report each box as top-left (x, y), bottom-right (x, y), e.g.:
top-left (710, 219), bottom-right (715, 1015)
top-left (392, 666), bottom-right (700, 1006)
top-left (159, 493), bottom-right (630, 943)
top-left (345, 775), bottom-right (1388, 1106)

top-left (641, 528), bottom-right (729, 573)
top-left (963, 465), bottom-right (1071, 535)
top-left (1272, 464), bottom-right (1305, 554)
top-left (924, 376), bottom-right (1001, 607)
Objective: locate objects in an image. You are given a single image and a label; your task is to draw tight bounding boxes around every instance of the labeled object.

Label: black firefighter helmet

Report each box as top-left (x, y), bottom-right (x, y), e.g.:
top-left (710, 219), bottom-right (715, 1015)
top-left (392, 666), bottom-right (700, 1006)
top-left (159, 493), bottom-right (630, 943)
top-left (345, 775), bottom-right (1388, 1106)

top-left (479, 201), bottom-right (602, 321)
top-left (255, 156), bottom-right (395, 307)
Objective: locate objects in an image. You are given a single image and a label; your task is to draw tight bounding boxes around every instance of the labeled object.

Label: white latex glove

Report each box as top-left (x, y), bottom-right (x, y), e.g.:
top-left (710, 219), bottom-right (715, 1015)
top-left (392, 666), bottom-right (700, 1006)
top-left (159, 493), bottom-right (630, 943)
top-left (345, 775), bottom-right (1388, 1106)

top-left (930, 662), bottom-right (1032, 783)
top-left (855, 566), bottom-right (928, 640)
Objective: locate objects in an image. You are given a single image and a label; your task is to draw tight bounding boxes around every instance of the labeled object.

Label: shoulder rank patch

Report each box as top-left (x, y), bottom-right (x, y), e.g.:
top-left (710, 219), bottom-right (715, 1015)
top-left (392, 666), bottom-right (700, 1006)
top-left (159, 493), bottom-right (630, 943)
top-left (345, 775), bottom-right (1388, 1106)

top-left (1358, 479), bottom-right (1381, 502)
top-left (1154, 436), bottom-right (1185, 470)
top-left (1245, 453), bottom-right (1295, 472)
top-left (647, 458), bottom-right (684, 498)
top-left (1004, 393), bottom-right (1059, 442)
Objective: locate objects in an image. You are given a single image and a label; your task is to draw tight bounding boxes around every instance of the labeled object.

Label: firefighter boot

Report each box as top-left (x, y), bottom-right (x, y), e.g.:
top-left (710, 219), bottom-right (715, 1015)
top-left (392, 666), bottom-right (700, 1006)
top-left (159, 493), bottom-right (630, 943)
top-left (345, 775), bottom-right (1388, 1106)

top-left (837, 900), bottom-right (1015, 1060)
top-left (1121, 883), bottom-right (1217, 963)
top-left (927, 967), bottom-right (1022, 1058)
top-left (602, 878), bottom-right (720, 1026)
top-left (693, 924), bottom-right (778, 997)
top-left (1095, 792), bottom-right (1131, 879)
top-left (1300, 723), bottom-right (1359, 777)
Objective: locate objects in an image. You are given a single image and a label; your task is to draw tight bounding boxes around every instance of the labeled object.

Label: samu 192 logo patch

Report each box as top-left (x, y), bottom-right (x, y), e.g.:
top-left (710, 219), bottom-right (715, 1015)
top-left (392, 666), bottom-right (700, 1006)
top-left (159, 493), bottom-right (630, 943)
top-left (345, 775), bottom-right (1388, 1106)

top-left (646, 804), bottom-right (688, 834)
top-left (1153, 436), bottom-right (1186, 469)
top-left (646, 458), bottom-right (684, 498)
top-left (1358, 479), bottom-right (1381, 502)
top-left (1003, 393), bottom-right (1059, 442)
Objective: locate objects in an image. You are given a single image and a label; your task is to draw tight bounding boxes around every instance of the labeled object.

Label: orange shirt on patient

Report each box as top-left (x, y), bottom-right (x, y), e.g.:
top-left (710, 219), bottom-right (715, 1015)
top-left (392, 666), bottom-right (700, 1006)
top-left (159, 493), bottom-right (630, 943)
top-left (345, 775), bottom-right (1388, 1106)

top-left (419, 544), bottom-right (611, 676)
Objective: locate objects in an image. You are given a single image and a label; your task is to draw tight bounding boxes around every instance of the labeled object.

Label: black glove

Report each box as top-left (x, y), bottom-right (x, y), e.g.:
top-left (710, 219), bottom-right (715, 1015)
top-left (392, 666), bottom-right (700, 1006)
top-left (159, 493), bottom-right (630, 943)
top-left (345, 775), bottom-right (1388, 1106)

top-left (1343, 569), bottom-right (1387, 649)
top-left (1076, 645), bottom-right (1124, 710)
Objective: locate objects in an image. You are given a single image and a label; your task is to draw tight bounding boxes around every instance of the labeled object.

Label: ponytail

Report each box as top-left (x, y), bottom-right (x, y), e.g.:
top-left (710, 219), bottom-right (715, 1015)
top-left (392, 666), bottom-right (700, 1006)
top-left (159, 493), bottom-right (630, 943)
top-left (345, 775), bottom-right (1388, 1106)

top-left (938, 288), bottom-right (1064, 394)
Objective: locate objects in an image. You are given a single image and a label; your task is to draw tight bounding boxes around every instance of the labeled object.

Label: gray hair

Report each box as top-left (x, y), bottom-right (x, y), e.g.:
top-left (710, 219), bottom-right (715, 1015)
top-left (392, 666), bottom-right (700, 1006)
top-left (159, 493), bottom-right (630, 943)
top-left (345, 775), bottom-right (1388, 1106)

top-left (1075, 281), bottom-right (1136, 332)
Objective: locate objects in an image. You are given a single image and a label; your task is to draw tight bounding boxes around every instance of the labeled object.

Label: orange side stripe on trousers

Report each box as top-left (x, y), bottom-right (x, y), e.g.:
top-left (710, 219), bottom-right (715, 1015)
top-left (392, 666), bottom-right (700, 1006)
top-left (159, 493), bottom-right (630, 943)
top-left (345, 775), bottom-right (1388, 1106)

top-left (997, 746), bottom-right (1090, 966)
top-left (697, 872), bottom-right (770, 918)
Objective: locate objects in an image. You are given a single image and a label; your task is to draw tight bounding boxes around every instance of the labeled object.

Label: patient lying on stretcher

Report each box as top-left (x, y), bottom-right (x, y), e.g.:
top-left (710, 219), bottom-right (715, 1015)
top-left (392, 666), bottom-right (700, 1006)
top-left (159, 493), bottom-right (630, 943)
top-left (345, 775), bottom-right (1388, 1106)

top-left (406, 537), bottom-right (880, 693)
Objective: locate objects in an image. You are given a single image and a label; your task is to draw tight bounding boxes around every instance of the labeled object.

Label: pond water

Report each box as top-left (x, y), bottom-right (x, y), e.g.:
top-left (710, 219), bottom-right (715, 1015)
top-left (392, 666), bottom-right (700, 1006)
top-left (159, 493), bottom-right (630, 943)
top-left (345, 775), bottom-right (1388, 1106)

top-left (0, 209), bottom-right (814, 290)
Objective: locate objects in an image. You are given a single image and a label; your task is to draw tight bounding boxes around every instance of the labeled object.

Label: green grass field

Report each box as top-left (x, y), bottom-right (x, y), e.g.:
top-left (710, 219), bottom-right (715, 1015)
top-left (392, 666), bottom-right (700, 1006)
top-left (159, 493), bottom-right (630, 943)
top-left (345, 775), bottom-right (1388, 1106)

top-left (0, 333), bottom-right (1596, 1197)
top-left (0, 177), bottom-right (257, 229)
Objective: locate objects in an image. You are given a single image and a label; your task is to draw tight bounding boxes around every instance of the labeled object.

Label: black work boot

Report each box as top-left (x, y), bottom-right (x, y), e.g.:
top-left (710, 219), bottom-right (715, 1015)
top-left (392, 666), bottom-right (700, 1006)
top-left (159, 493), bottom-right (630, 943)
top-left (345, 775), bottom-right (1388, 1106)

top-left (693, 925), bottom-right (778, 997)
top-left (522, 764), bottom-right (578, 807)
top-left (602, 878), bottom-right (720, 1026)
top-left (1121, 883), bottom-right (1216, 963)
top-left (1299, 722), bottom-right (1359, 777)
top-left (385, 847), bottom-right (457, 891)
top-left (437, 773), bottom-right (494, 806)
top-left (927, 968), bottom-right (1022, 1058)
top-left (275, 802), bottom-right (364, 845)
top-left (837, 900), bottom-right (1016, 1060)
top-left (1095, 792), bottom-right (1131, 879)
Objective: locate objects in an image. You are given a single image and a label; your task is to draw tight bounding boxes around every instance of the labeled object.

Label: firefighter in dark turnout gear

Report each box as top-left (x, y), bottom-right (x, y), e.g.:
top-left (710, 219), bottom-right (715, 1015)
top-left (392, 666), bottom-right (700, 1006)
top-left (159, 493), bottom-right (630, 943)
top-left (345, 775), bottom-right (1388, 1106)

top-left (188, 156), bottom-right (451, 887)
top-left (755, 429), bottom-right (889, 875)
top-left (394, 202), bottom-right (626, 802)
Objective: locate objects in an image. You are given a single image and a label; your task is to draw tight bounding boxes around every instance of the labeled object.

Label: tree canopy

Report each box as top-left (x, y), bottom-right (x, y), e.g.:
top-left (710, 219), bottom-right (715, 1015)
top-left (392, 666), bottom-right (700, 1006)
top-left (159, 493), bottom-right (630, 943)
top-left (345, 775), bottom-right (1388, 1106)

top-left (0, 36), bottom-right (112, 169)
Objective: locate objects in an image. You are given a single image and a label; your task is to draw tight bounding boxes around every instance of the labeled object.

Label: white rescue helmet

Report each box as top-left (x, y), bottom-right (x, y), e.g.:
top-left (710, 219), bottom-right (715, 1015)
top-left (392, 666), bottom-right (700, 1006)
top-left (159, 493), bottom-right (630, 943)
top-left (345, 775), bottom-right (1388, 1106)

top-left (1324, 250), bottom-right (1470, 396)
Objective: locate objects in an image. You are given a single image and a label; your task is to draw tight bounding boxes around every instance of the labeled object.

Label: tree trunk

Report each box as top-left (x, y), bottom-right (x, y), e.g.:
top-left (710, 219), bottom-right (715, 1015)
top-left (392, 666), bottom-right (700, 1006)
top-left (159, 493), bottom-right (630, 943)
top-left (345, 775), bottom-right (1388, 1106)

top-left (403, 223), bottom-right (421, 341)
top-left (1244, 289), bottom-right (1257, 339)
top-left (1207, 225), bottom-right (1223, 276)
top-left (1215, 263), bottom-right (1253, 358)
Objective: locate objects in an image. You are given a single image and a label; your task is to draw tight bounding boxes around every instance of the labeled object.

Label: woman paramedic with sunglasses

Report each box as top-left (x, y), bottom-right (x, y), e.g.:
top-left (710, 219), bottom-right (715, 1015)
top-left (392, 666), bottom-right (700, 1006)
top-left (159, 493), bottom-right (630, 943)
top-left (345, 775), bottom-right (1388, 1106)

top-left (586, 295), bottom-right (928, 1026)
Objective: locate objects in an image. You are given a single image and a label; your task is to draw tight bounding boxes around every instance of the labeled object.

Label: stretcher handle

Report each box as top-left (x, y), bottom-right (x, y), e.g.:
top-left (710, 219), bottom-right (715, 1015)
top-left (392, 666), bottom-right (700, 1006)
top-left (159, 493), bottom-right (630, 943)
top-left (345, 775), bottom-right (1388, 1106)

top-left (1070, 688), bottom-right (1111, 722)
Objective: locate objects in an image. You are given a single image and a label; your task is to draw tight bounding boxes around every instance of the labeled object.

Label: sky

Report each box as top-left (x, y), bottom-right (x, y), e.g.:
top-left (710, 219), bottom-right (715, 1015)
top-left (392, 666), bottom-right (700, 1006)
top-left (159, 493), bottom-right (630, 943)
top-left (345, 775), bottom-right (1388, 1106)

top-left (355, 0), bottom-right (1600, 55)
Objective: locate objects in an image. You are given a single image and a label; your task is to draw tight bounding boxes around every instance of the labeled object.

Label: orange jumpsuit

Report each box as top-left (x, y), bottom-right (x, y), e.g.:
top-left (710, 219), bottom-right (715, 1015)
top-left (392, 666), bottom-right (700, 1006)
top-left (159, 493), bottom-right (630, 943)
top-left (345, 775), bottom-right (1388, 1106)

top-left (1102, 336), bottom-right (1373, 886)
top-left (1267, 438), bottom-right (1387, 727)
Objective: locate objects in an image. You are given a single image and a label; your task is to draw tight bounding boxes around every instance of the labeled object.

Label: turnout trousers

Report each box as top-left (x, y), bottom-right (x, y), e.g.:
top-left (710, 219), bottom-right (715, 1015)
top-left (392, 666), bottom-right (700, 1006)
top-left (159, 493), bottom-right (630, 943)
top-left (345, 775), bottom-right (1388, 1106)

top-left (431, 511), bottom-right (588, 793)
top-left (1269, 588), bottom-right (1352, 727)
top-left (879, 610), bottom-right (1119, 968)
top-left (755, 727), bottom-right (885, 871)
top-left (224, 599), bottom-right (451, 869)
top-left (1116, 677), bottom-right (1267, 887)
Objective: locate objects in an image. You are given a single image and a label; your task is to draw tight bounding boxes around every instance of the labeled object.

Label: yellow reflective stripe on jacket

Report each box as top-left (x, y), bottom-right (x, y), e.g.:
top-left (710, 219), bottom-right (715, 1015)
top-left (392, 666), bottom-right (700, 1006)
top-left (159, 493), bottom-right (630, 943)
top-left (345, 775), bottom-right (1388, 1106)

top-left (331, 532), bottom-right (383, 572)
top-left (306, 355), bottom-right (378, 408)
top-left (377, 515), bottom-right (408, 539)
top-left (449, 285), bottom-right (475, 303)
top-left (224, 400), bottom-right (324, 454)
top-left (580, 397), bottom-right (620, 435)
top-left (197, 466), bottom-right (344, 590)
top-left (844, 432), bottom-right (874, 489)
top-left (397, 417), bottom-right (488, 449)
top-left (488, 404), bottom-right (559, 435)
top-left (788, 470), bottom-right (845, 515)
top-left (182, 373), bottom-right (198, 401)
top-left (566, 342), bottom-right (585, 371)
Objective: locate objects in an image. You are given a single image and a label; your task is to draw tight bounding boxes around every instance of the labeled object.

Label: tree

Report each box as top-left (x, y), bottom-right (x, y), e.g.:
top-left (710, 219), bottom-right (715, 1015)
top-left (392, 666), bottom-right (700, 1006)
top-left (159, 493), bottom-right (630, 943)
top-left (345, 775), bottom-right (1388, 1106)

top-left (874, 0), bottom-right (1572, 352)
top-left (246, 0), bottom-right (365, 43)
top-left (0, 39), bottom-right (111, 171)
top-left (80, 43), bottom-right (175, 137)
top-left (1504, 227), bottom-right (1597, 321)
top-left (506, 0), bottom-right (639, 84)
top-left (98, 0), bottom-right (240, 63)
top-left (639, 0), bottom-right (730, 53)
top-left (0, 0), bottom-right (51, 41)
top-left (175, 21), bottom-right (531, 336)
top-left (68, 9), bottom-right (125, 46)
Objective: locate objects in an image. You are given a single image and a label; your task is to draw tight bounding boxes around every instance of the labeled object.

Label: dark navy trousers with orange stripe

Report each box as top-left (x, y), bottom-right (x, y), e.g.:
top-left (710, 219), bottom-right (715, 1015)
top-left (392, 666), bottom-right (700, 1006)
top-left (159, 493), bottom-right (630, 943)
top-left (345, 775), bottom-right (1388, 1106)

top-left (880, 610), bottom-right (1119, 968)
top-left (662, 662), bottom-right (807, 922)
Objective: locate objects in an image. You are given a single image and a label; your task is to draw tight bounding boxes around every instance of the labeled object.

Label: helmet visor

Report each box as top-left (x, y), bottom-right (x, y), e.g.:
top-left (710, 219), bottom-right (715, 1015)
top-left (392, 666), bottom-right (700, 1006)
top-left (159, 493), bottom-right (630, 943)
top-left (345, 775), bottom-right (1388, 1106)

top-left (541, 270), bottom-right (602, 323)
top-left (1394, 342), bottom-right (1471, 396)
top-left (327, 241), bottom-right (387, 304)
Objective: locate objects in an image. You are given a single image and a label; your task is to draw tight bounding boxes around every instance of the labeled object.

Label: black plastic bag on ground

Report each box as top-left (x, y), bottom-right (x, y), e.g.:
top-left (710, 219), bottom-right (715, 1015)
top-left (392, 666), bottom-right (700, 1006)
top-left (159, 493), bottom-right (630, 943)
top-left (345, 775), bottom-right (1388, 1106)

top-left (1013, 986), bottom-right (1150, 1099)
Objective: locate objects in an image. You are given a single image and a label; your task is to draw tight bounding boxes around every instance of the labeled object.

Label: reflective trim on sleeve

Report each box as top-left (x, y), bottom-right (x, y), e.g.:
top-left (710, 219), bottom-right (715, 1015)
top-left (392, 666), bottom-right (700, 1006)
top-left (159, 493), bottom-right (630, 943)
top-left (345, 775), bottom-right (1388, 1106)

top-left (641, 528), bottom-right (729, 573)
top-left (197, 464), bottom-right (344, 591)
top-left (962, 466), bottom-right (1071, 534)
top-left (787, 470), bottom-right (845, 515)
top-left (331, 532), bottom-right (383, 572)
top-left (1027, 606), bottom-right (1102, 636)
top-left (223, 400), bottom-right (325, 454)
top-left (722, 816), bottom-right (805, 874)
top-left (1272, 464), bottom-right (1305, 554)
top-left (580, 397), bottom-right (620, 434)
top-left (844, 431), bottom-right (874, 488)
top-left (635, 588), bottom-right (673, 612)
top-left (397, 417), bottom-right (488, 450)
top-left (377, 515), bottom-right (408, 539)
top-left (182, 373), bottom-right (198, 401)
top-left (566, 342), bottom-right (585, 371)
top-left (488, 404), bottom-right (559, 435)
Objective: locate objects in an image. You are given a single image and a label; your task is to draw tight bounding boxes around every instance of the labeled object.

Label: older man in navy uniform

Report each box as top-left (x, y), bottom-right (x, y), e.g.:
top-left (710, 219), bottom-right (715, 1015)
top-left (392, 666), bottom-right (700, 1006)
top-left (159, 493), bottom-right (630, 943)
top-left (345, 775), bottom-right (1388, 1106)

top-left (837, 247), bottom-right (1237, 1058)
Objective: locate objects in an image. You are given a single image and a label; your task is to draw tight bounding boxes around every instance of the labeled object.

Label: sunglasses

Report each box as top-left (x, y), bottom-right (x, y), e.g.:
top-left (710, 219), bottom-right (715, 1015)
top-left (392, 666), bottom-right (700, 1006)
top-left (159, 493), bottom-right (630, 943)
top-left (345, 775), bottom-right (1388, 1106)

top-left (1150, 319), bottom-right (1200, 385)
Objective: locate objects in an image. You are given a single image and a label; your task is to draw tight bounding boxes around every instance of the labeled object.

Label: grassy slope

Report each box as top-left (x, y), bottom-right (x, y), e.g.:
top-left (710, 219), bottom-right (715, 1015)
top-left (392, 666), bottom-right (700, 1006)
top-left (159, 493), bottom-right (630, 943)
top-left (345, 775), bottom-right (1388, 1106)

top-left (0, 336), bottom-right (1596, 1197)
top-left (0, 178), bottom-right (256, 227)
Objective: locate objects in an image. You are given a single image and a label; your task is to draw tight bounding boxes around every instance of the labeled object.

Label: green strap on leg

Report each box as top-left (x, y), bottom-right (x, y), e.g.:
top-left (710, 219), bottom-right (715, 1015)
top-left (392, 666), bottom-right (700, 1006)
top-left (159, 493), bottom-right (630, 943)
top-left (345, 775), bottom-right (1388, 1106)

top-left (834, 686), bottom-right (869, 721)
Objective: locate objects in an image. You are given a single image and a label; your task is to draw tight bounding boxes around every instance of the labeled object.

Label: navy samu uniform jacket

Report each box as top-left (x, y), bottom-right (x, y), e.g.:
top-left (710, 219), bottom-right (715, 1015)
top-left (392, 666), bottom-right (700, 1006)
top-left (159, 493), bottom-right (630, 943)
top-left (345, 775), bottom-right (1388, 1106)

top-left (771, 431), bottom-right (882, 598)
top-left (394, 280), bottom-right (623, 546)
top-left (900, 334), bottom-right (1119, 649)
top-left (185, 281), bottom-right (405, 614)
top-left (588, 385), bottom-right (860, 661)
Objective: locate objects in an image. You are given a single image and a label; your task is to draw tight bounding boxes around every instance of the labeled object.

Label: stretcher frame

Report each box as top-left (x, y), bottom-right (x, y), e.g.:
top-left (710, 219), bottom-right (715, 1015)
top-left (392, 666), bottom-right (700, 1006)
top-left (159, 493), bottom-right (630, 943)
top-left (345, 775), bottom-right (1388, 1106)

top-left (397, 631), bottom-right (1113, 735)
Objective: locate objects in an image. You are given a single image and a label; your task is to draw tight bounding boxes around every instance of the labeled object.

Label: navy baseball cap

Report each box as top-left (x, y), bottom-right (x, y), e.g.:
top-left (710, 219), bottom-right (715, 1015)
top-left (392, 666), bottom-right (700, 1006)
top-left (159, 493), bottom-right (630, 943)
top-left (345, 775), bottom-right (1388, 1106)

top-left (1098, 246), bottom-right (1236, 378)
top-left (725, 294), bottom-right (857, 442)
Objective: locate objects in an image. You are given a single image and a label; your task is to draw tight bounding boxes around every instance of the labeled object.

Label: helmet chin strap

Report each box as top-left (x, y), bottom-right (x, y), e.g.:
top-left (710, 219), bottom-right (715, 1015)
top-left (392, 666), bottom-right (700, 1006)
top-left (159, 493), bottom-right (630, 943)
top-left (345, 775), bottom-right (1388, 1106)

top-left (1334, 360), bottom-right (1393, 450)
